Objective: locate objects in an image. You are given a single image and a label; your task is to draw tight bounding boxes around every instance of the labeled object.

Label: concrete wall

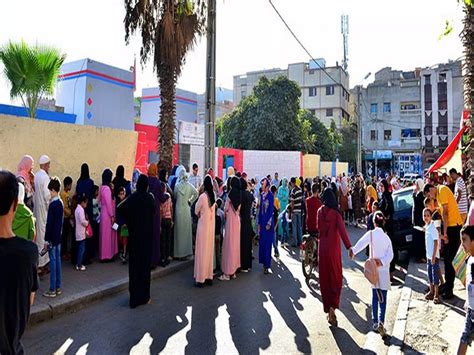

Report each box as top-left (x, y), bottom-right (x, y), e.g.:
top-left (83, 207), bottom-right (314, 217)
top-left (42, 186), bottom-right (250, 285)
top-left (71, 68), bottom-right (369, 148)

top-left (243, 150), bottom-right (301, 180)
top-left (336, 162), bottom-right (349, 176)
top-left (320, 161), bottom-right (333, 177)
top-left (302, 154), bottom-right (320, 178)
top-left (189, 145), bottom-right (205, 176)
top-left (0, 114), bottom-right (137, 184)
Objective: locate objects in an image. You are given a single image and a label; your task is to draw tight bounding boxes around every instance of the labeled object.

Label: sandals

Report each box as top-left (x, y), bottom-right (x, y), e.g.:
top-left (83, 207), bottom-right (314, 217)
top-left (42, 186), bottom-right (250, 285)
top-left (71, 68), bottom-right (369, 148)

top-left (433, 296), bottom-right (441, 304)
top-left (425, 292), bottom-right (434, 301)
top-left (327, 308), bottom-right (338, 327)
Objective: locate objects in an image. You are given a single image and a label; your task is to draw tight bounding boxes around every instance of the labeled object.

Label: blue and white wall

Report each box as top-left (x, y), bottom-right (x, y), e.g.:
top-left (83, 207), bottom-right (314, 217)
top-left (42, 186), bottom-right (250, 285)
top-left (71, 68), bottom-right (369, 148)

top-left (140, 87), bottom-right (198, 126)
top-left (56, 58), bottom-right (135, 130)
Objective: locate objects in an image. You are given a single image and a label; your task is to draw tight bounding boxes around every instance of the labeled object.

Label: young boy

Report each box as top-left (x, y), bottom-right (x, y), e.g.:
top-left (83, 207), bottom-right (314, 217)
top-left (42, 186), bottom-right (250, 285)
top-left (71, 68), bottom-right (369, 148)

top-left (74, 194), bottom-right (89, 271)
top-left (214, 198), bottom-right (225, 271)
top-left (305, 183), bottom-right (322, 237)
top-left (43, 177), bottom-right (64, 298)
top-left (423, 208), bottom-right (441, 304)
top-left (60, 176), bottom-right (73, 260)
top-left (116, 187), bottom-right (128, 263)
top-left (367, 201), bottom-right (380, 231)
top-left (458, 225), bottom-right (474, 354)
top-left (160, 182), bottom-right (173, 266)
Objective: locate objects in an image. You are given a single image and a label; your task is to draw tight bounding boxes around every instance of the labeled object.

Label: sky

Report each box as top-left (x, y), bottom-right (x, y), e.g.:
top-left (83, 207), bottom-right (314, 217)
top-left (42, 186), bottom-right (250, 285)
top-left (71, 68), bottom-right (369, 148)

top-left (0, 0), bottom-right (465, 105)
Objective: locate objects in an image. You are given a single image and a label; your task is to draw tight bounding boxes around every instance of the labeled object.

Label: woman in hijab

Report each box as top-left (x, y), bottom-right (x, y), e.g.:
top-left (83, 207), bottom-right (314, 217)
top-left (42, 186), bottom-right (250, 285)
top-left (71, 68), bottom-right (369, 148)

top-left (366, 184), bottom-right (378, 214)
top-left (317, 188), bottom-right (352, 327)
top-left (99, 168), bottom-right (118, 261)
top-left (16, 155), bottom-right (35, 209)
top-left (113, 165), bottom-right (131, 198)
top-left (173, 166), bottom-right (199, 259)
top-left (351, 180), bottom-right (363, 227)
top-left (258, 178), bottom-right (275, 274)
top-left (148, 163), bottom-right (169, 268)
top-left (77, 163), bottom-right (96, 261)
top-left (159, 168), bottom-right (173, 195)
top-left (13, 182), bottom-right (36, 241)
top-left (240, 177), bottom-right (255, 272)
top-left (277, 177), bottom-right (290, 243)
top-left (339, 177), bottom-right (349, 221)
top-left (412, 178), bottom-right (426, 263)
top-left (194, 175), bottom-right (216, 287)
top-left (117, 174), bottom-right (155, 308)
top-left (219, 176), bottom-right (242, 281)
top-left (168, 165), bottom-right (180, 192)
top-left (378, 179), bottom-right (396, 279)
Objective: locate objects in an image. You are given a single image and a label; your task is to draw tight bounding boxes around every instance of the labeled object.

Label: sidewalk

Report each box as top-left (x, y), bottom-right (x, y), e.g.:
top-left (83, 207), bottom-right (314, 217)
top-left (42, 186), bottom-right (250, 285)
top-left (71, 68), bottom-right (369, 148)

top-left (30, 258), bottom-right (193, 326)
top-left (390, 259), bottom-right (466, 354)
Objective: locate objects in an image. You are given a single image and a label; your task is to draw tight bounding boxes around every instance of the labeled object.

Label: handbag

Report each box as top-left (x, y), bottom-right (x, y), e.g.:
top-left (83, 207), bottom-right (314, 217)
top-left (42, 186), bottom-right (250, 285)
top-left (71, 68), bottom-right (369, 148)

top-left (364, 231), bottom-right (379, 286)
top-left (86, 223), bottom-right (93, 238)
top-left (453, 245), bottom-right (469, 286)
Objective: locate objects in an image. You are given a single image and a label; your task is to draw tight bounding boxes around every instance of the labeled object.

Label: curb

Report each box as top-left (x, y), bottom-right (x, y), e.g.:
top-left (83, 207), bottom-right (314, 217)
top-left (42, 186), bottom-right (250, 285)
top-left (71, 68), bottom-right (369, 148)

top-left (387, 260), bottom-right (415, 355)
top-left (29, 259), bottom-right (193, 326)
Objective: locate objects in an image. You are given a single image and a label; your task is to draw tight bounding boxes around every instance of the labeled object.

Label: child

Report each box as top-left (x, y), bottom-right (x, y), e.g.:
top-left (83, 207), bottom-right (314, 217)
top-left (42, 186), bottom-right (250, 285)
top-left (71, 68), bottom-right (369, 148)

top-left (43, 177), bottom-right (64, 298)
top-left (350, 211), bottom-right (393, 337)
top-left (74, 194), bottom-right (89, 271)
top-left (424, 197), bottom-right (445, 288)
top-left (367, 201), bottom-right (379, 231)
top-left (60, 176), bottom-right (73, 260)
top-left (160, 182), bottom-right (173, 266)
top-left (347, 189), bottom-right (354, 225)
top-left (116, 187), bottom-right (128, 263)
top-left (423, 208), bottom-right (441, 304)
top-left (271, 185), bottom-right (280, 258)
top-left (278, 204), bottom-right (292, 247)
top-left (91, 185), bottom-right (101, 258)
top-left (214, 198), bottom-right (224, 272)
top-left (12, 182), bottom-right (36, 241)
top-left (458, 225), bottom-right (474, 355)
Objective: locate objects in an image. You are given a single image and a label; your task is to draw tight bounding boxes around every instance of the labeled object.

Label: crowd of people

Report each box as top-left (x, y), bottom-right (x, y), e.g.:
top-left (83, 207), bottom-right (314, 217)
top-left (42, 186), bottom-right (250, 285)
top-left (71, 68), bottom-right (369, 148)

top-left (3, 153), bottom-right (474, 354)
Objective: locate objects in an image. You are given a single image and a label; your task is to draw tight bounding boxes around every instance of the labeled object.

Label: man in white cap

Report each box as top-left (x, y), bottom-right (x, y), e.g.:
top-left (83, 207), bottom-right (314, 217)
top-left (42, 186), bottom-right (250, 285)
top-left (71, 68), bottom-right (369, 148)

top-left (33, 155), bottom-right (51, 269)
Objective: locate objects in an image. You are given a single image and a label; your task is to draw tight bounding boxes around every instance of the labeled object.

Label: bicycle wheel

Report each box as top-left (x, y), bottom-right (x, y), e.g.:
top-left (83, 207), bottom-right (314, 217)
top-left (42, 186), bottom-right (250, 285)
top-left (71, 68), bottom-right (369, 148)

top-left (302, 238), bottom-right (315, 279)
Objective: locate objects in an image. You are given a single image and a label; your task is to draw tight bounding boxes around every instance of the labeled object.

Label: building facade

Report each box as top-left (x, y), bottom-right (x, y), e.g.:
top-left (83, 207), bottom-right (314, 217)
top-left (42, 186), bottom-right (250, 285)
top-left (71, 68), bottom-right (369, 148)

top-left (358, 60), bottom-right (463, 177)
top-left (56, 59), bottom-right (135, 130)
top-left (420, 61), bottom-right (464, 168)
top-left (197, 87), bottom-right (234, 124)
top-left (233, 59), bottom-right (350, 127)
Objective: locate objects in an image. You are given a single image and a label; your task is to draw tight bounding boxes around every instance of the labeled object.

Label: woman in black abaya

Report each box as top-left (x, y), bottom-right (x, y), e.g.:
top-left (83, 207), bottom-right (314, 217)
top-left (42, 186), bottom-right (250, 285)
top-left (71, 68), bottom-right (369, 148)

top-left (117, 174), bottom-right (155, 308)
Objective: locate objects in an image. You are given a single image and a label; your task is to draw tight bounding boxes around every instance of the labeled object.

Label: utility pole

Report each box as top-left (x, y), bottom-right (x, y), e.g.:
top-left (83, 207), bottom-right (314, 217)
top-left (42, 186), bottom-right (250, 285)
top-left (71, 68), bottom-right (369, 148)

top-left (204, 0), bottom-right (216, 171)
top-left (356, 86), bottom-right (362, 173)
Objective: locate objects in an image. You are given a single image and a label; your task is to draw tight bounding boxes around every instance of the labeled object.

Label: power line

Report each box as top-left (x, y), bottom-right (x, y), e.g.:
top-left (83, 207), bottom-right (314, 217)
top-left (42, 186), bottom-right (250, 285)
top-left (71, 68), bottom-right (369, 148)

top-left (268, 0), bottom-right (340, 87)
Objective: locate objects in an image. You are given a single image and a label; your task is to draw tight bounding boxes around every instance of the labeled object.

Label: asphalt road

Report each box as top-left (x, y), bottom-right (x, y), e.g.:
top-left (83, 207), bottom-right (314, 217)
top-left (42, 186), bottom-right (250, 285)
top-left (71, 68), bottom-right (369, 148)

top-left (23, 226), bottom-right (406, 355)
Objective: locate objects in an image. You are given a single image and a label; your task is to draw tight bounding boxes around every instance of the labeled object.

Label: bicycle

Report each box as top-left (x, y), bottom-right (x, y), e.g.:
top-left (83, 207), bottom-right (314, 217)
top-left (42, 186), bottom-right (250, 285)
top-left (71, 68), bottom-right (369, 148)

top-left (300, 232), bottom-right (319, 280)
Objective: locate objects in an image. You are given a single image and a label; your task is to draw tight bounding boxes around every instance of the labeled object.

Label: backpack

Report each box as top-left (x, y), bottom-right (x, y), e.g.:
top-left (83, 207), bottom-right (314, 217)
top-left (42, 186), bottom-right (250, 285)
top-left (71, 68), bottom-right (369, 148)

top-left (364, 231), bottom-right (379, 285)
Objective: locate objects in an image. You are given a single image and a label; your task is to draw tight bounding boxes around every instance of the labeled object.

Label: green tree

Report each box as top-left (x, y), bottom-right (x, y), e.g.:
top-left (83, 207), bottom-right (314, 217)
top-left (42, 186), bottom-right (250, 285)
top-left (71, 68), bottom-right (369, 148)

top-left (124, 0), bottom-right (206, 171)
top-left (338, 119), bottom-right (357, 169)
top-left (218, 76), bottom-right (314, 152)
top-left (0, 41), bottom-right (66, 118)
top-left (300, 110), bottom-right (335, 160)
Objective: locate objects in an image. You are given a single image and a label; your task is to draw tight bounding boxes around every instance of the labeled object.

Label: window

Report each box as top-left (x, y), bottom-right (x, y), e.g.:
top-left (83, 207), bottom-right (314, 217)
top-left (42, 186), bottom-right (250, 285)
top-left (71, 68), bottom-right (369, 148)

top-left (309, 87), bottom-right (317, 97)
top-left (326, 85), bottom-right (335, 95)
top-left (326, 108), bottom-right (333, 117)
top-left (370, 130), bottom-right (377, 141)
top-left (384, 130), bottom-right (391, 140)
top-left (437, 126), bottom-right (448, 135)
top-left (241, 90), bottom-right (246, 99)
top-left (309, 69), bottom-right (315, 75)
top-left (370, 103), bottom-right (378, 114)
top-left (424, 74), bottom-right (431, 85)
top-left (424, 126), bottom-right (433, 135)
top-left (401, 129), bottom-right (421, 138)
top-left (439, 72), bottom-right (447, 83)
top-left (383, 102), bottom-right (391, 113)
top-left (309, 109), bottom-right (316, 116)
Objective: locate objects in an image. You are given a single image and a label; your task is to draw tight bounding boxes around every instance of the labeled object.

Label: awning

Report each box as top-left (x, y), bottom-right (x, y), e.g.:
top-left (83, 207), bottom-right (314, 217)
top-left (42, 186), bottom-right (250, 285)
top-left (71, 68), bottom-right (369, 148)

top-left (427, 126), bottom-right (467, 174)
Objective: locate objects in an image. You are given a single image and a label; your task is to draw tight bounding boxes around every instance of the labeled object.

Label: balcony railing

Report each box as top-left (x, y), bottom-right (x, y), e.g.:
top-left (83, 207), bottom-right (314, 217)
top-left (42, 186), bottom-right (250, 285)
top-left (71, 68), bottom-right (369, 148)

top-left (400, 109), bottom-right (421, 115)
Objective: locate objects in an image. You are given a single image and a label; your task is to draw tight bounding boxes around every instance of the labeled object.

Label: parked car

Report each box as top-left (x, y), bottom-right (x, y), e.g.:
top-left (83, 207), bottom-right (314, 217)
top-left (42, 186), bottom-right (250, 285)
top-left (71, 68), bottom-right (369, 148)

top-left (401, 173), bottom-right (421, 185)
top-left (392, 186), bottom-right (415, 252)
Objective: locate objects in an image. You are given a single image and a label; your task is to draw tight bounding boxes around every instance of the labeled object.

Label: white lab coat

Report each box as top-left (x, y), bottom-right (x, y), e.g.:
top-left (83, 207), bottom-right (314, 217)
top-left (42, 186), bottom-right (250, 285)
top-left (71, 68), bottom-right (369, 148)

top-left (352, 227), bottom-right (394, 290)
top-left (33, 169), bottom-right (51, 267)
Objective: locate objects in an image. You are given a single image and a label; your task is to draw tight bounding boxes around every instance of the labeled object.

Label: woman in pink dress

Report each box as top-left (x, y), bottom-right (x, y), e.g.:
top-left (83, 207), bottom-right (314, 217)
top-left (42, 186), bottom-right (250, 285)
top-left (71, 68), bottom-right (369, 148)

top-left (194, 175), bottom-right (216, 287)
top-left (219, 176), bottom-right (241, 281)
top-left (99, 169), bottom-right (118, 261)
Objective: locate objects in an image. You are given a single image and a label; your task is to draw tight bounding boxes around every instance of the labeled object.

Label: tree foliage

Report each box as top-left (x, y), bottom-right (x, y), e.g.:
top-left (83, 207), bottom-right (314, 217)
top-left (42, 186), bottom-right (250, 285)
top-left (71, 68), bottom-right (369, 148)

top-left (299, 110), bottom-right (335, 160)
top-left (218, 76), bottom-right (314, 152)
top-left (0, 41), bottom-right (66, 118)
top-left (124, 0), bottom-right (206, 171)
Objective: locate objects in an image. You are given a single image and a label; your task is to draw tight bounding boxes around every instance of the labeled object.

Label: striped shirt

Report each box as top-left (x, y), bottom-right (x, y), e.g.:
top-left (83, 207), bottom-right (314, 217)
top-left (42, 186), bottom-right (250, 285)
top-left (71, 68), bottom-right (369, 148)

top-left (160, 194), bottom-right (173, 219)
top-left (291, 187), bottom-right (303, 214)
top-left (455, 176), bottom-right (469, 214)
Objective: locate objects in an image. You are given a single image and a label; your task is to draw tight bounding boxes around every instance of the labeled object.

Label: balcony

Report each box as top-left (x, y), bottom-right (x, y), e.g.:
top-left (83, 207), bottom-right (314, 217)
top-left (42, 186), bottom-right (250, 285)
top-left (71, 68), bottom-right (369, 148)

top-left (400, 109), bottom-right (421, 116)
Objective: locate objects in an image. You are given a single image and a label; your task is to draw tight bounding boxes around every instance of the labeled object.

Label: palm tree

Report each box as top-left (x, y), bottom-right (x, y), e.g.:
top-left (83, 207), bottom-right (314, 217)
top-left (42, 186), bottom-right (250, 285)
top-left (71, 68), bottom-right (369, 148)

top-left (0, 41), bottom-right (66, 118)
top-left (462, 1), bottom-right (474, 197)
top-left (124, 0), bottom-right (206, 171)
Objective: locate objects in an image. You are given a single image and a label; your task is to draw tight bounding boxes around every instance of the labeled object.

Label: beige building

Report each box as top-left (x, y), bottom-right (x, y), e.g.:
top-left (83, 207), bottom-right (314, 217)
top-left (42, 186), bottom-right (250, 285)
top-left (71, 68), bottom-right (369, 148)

top-left (233, 59), bottom-right (350, 127)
